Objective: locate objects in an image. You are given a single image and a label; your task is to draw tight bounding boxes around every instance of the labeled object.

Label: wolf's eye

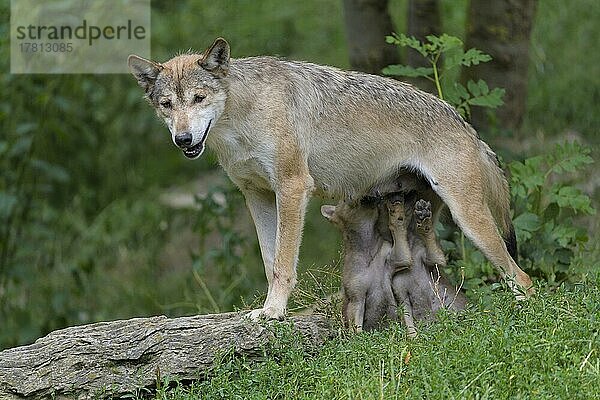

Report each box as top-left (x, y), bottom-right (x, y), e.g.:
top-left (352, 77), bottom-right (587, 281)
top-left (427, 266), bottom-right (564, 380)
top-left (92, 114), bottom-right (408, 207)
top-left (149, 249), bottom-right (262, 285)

top-left (160, 100), bottom-right (172, 109)
top-left (193, 94), bottom-right (206, 104)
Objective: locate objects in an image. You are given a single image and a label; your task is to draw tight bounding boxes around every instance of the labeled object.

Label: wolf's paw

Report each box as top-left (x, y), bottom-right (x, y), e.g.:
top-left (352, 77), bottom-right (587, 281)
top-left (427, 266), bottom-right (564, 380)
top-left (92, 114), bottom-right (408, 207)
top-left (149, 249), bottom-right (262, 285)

top-left (504, 273), bottom-right (536, 301)
top-left (514, 285), bottom-right (536, 301)
top-left (246, 306), bottom-right (286, 322)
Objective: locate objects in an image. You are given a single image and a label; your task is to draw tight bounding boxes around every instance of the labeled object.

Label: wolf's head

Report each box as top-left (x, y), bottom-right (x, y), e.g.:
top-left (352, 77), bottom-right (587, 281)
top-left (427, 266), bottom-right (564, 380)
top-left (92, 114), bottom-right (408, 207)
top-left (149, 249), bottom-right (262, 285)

top-left (128, 38), bottom-right (230, 159)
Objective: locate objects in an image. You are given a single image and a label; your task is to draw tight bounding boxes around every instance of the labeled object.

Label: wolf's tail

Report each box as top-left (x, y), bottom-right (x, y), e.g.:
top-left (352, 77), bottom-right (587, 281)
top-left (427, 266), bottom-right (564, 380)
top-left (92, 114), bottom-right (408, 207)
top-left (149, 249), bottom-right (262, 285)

top-left (503, 222), bottom-right (518, 262)
top-left (477, 139), bottom-right (518, 261)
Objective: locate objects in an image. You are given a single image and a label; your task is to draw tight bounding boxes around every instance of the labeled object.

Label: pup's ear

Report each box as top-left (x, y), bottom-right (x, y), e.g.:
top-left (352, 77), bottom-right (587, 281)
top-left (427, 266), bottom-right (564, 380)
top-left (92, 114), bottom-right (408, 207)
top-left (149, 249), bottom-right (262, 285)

top-left (128, 55), bottom-right (163, 93)
top-left (199, 38), bottom-right (230, 77)
top-left (320, 205), bottom-right (337, 221)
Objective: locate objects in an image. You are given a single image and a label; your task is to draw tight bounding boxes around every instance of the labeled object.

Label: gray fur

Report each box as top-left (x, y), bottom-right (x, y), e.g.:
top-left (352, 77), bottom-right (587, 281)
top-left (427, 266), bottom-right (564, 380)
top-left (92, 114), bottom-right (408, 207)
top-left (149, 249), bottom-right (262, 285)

top-left (322, 201), bottom-right (397, 332)
top-left (391, 198), bottom-right (467, 337)
top-left (323, 174), bottom-right (466, 335)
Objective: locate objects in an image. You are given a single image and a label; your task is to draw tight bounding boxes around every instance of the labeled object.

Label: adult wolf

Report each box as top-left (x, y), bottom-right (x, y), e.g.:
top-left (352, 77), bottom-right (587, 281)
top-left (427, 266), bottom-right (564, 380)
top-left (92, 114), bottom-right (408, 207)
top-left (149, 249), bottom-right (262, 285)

top-left (128, 38), bottom-right (533, 320)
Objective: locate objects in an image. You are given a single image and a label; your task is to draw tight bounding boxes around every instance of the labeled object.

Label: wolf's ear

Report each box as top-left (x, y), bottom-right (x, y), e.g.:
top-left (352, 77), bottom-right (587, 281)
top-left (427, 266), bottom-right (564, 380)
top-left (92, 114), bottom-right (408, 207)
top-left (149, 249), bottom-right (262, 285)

top-left (320, 205), bottom-right (337, 221)
top-left (128, 55), bottom-right (163, 93)
top-left (199, 38), bottom-right (230, 77)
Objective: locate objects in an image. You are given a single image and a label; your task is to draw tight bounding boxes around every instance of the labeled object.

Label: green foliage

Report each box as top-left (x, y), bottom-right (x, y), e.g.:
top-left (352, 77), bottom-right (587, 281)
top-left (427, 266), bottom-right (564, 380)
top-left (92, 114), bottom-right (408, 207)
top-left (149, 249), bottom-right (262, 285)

top-left (0, 192), bottom-right (173, 347)
top-left (0, 5), bottom-right (185, 347)
top-left (383, 33), bottom-right (505, 119)
top-left (440, 142), bottom-right (596, 294)
top-left (510, 141), bottom-right (595, 285)
top-left (0, 0), bottom-right (349, 349)
top-left (525, 0), bottom-right (599, 142)
top-left (188, 184), bottom-right (263, 314)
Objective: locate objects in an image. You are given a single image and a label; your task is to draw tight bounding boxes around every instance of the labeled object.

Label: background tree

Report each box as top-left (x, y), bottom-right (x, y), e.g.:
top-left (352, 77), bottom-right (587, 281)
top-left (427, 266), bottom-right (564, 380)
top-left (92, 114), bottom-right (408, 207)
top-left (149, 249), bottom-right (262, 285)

top-left (342, 0), bottom-right (400, 74)
top-left (463, 0), bottom-right (538, 131)
top-left (407, 0), bottom-right (441, 92)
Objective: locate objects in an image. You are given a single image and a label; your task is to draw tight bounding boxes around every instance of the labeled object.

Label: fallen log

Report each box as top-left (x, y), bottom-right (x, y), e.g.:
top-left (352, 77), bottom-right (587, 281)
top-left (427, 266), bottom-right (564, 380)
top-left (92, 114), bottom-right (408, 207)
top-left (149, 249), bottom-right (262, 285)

top-left (0, 312), bottom-right (333, 399)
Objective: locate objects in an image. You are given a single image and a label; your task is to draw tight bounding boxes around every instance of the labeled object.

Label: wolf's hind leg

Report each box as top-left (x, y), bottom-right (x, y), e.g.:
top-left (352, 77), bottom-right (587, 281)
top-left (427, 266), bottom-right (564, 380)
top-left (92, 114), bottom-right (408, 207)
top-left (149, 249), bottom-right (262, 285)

top-left (386, 192), bottom-right (413, 269)
top-left (414, 199), bottom-right (446, 267)
top-left (434, 178), bottom-right (533, 298)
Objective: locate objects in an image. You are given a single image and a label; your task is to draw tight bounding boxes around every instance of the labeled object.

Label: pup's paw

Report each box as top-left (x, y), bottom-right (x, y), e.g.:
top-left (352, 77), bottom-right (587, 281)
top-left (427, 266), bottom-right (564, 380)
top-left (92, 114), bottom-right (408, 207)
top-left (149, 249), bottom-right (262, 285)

top-left (246, 306), bottom-right (286, 321)
top-left (415, 199), bottom-right (432, 231)
top-left (415, 199), bottom-right (432, 221)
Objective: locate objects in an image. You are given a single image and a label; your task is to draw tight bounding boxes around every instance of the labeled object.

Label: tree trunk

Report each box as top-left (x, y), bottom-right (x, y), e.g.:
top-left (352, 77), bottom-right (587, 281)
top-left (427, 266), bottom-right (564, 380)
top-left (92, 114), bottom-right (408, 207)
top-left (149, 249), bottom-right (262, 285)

top-left (342, 0), bottom-right (400, 74)
top-left (407, 0), bottom-right (441, 93)
top-left (463, 0), bottom-right (538, 131)
top-left (0, 313), bottom-right (333, 399)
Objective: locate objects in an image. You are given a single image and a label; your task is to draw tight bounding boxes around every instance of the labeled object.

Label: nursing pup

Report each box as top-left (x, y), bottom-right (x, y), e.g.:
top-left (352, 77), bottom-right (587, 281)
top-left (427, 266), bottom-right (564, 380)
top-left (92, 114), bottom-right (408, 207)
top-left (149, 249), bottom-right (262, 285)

top-left (323, 173), bottom-right (465, 334)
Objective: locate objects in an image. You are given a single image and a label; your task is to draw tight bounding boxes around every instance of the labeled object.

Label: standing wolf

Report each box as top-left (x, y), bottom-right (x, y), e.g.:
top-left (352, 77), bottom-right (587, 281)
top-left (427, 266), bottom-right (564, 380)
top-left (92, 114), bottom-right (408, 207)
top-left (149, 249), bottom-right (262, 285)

top-left (128, 38), bottom-right (533, 320)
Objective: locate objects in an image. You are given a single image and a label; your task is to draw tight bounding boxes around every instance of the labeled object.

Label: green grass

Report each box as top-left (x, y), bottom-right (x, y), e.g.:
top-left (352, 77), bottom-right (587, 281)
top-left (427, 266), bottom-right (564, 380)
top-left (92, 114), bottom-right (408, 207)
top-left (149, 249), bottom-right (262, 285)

top-left (144, 281), bottom-right (600, 399)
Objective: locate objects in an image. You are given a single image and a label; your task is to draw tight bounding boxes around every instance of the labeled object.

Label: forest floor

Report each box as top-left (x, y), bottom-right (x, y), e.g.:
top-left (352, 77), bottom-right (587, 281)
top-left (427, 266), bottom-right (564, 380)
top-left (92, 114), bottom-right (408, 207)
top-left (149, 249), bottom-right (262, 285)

top-left (129, 277), bottom-right (600, 400)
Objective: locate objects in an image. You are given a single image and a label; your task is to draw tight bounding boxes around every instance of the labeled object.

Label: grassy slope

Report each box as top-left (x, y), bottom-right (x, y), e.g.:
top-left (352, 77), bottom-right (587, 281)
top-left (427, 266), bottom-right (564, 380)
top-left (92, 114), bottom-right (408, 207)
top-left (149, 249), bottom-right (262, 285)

top-left (149, 280), bottom-right (599, 399)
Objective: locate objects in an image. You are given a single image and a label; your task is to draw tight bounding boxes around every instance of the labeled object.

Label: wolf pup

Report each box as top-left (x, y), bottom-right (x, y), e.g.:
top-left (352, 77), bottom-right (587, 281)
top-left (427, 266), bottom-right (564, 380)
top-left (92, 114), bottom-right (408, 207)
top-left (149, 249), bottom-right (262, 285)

top-left (390, 197), bottom-right (467, 337)
top-left (128, 38), bottom-right (532, 320)
top-left (375, 170), bottom-right (447, 270)
top-left (380, 175), bottom-right (465, 336)
top-left (323, 173), bottom-right (465, 335)
top-left (321, 201), bottom-right (397, 332)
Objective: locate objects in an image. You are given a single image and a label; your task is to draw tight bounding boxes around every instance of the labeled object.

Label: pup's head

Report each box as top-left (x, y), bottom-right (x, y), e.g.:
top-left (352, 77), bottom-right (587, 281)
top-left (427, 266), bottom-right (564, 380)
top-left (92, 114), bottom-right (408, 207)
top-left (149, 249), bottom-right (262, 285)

top-left (322, 200), bottom-right (393, 245)
top-left (321, 202), bottom-right (379, 232)
top-left (128, 38), bottom-right (230, 159)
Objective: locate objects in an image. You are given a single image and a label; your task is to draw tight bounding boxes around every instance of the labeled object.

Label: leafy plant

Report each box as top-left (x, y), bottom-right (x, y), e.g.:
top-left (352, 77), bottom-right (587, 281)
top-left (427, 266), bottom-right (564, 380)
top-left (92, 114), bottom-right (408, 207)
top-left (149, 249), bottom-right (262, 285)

top-left (510, 141), bottom-right (595, 284)
top-left (383, 33), bottom-right (505, 119)
top-left (442, 140), bottom-right (595, 291)
top-left (188, 183), bottom-right (262, 314)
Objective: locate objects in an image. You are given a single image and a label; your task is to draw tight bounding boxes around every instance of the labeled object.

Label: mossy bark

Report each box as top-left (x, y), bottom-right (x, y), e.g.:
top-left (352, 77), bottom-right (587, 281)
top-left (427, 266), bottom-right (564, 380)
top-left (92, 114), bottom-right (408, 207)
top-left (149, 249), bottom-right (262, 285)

top-left (0, 313), bottom-right (332, 399)
top-left (463, 0), bottom-right (538, 131)
top-left (342, 0), bottom-right (401, 74)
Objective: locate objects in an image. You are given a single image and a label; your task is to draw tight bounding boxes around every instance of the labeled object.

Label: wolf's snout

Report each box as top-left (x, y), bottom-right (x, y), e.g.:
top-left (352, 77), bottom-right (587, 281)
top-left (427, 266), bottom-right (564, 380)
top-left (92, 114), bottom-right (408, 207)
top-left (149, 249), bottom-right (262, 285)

top-left (174, 132), bottom-right (193, 148)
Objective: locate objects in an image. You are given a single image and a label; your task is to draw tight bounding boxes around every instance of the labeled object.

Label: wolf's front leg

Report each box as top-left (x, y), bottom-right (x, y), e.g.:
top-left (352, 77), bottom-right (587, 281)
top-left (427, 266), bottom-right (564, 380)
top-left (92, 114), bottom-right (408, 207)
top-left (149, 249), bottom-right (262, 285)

top-left (241, 188), bottom-right (277, 286)
top-left (250, 175), bottom-right (313, 320)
